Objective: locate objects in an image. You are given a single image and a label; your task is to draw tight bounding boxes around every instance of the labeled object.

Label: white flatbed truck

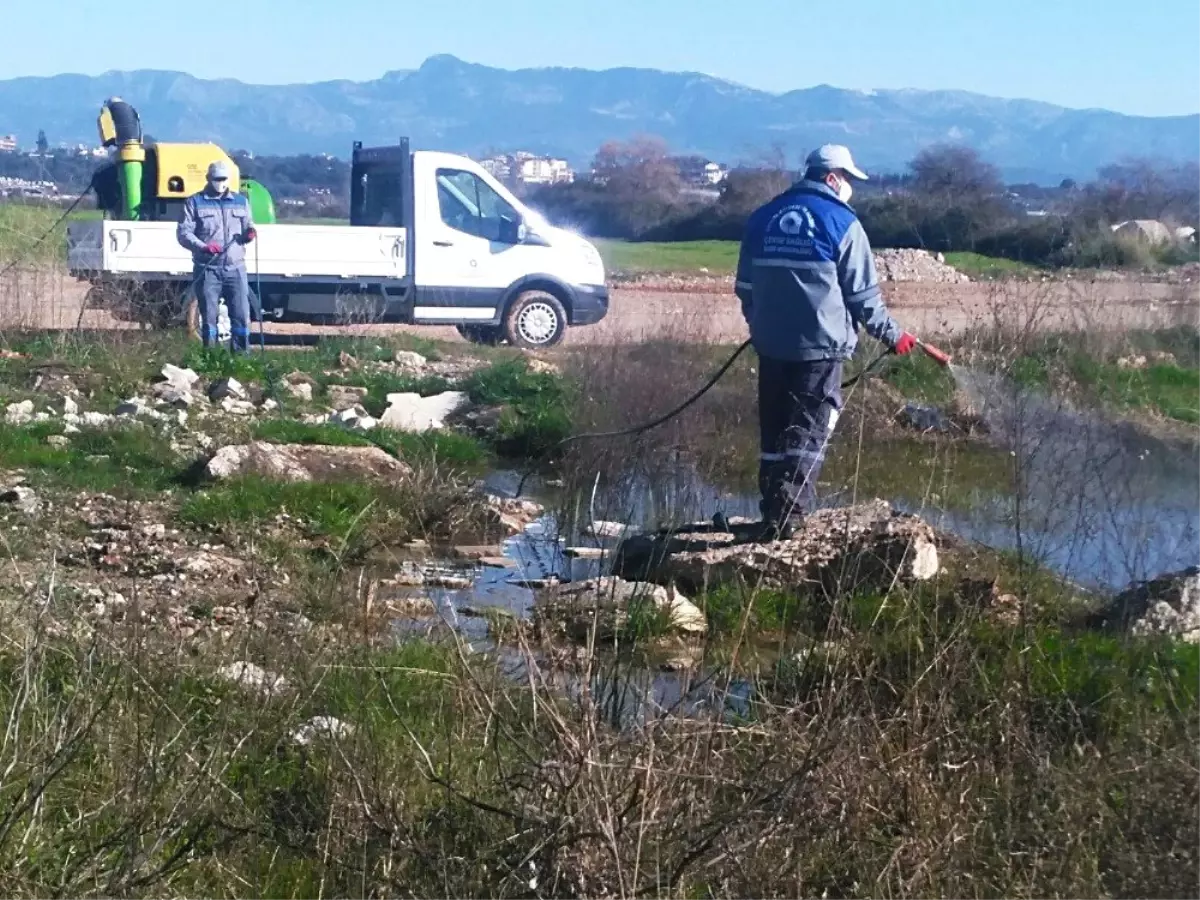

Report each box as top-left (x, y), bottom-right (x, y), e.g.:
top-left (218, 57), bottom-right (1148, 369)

top-left (66, 140), bottom-right (609, 348)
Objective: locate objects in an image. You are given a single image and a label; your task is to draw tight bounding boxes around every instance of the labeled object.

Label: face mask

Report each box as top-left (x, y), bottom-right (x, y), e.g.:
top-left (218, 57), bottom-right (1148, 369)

top-left (208, 178), bottom-right (227, 194)
top-left (836, 176), bottom-right (853, 203)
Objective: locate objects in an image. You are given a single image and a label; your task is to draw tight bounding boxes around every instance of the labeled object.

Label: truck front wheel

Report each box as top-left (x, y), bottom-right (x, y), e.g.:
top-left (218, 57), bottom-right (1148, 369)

top-left (503, 290), bottom-right (567, 349)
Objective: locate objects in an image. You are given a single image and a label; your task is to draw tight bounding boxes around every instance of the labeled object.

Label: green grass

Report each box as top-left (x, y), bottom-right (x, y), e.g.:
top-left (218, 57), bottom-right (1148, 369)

top-left (0, 203), bottom-right (72, 265)
top-left (182, 334), bottom-right (443, 386)
top-left (1006, 332), bottom-right (1200, 425)
top-left (943, 251), bottom-right (1043, 280)
top-left (877, 351), bottom-right (959, 406)
top-left (464, 358), bottom-right (574, 458)
top-left (178, 477), bottom-right (383, 544)
top-left (0, 423), bottom-right (182, 494)
top-left (595, 239), bottom-right (738, 275)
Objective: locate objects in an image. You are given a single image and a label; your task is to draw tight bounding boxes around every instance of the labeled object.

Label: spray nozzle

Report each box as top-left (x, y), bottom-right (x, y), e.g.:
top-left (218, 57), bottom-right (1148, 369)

top-left (918, 340), bottom-right (952, 367)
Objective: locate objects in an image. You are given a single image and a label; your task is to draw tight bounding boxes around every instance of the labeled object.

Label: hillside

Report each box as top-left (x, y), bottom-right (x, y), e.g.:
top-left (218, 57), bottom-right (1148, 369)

top-left (0, 54), bottom-right (1197, 182)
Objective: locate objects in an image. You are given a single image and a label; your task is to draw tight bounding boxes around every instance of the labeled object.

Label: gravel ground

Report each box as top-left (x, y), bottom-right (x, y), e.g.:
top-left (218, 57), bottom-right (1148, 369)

top-left (3, 271), bottom-right (1196, 346)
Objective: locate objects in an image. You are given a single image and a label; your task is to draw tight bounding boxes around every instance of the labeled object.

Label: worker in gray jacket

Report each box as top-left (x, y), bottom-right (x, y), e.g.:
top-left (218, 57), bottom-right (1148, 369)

top-left (735, 144), bottom-right (917, 539)
top-left (177, 161), bottom-right (257, 352)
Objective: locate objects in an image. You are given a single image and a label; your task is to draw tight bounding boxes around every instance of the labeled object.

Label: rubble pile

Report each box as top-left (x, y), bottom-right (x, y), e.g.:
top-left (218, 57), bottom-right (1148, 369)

top-left (1090, 566), bottom-right (1200, 643)
top-left (873, 249), bottom-right (971, 284)
top-left (612, 499), bottom-right (941, 596)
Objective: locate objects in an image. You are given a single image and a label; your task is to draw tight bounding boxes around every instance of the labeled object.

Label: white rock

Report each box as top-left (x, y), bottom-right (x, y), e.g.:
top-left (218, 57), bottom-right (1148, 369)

top-left (291, 716), bottom-right (356, 746)
top-left (260, 398), bottom-right (278, 413)
top-left (4, 400), bottom-right (34, 425)
top-left (285, 381), bottom-right (314, 402)
top-left (160, 364), bottom-right (200, 390)
top-left (46, 435), bottom-right (70, 448)
top-left (63, 423), bottom-right (80, 435)
top-left (205, 441), bottom-right (412, 483)
top-left (379, 391), bottom-right (468, 432)
top-left (393, 350), bottom-right (428, 369)
top-left (216, 661), bottom-right (290, 697)
top-left (219, 397), bottom-right (256, 416)
top-left (1122, 568), bottom-right (1200, 643)
top-left (0, 485), bottom-right (40, 515)
top-left (80, 412), bottom-right (112, 428)
top-left (331, 405), bottom-right (367, 426)
top-left (62, 396), bottom-right (79, 416)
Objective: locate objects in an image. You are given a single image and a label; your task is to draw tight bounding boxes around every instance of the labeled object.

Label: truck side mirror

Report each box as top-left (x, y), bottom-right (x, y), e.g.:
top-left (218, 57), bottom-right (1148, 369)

top-left (499, 215), bottom-right (526, 245)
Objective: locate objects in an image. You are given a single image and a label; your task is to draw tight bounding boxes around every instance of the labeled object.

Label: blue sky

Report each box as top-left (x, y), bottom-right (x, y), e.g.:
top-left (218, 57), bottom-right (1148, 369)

top-left (3, 0), bottom-right (1197, 116)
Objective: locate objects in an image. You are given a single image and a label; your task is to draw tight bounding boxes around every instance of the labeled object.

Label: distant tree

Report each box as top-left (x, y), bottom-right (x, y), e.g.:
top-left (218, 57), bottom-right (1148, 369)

top-left (1073, 158), bottom-right (1200, 227)
top-left (589, 135), bottom-right (683, 237)
top-left (36, 130), bottom-right (49, 156)
top-left (909, 143), bottom-right (1003, 199)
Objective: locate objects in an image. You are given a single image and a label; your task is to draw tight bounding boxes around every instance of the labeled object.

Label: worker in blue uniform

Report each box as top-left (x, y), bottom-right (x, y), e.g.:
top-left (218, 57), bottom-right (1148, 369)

top-left (177, 161), bottom-right (257, 352)
top-left (736, 144), bottom-right (917, 539)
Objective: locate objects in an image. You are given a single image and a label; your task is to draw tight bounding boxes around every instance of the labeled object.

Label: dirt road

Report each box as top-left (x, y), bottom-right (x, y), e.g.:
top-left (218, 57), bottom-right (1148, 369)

top-left (3, 271), bottom-right (1196, 345)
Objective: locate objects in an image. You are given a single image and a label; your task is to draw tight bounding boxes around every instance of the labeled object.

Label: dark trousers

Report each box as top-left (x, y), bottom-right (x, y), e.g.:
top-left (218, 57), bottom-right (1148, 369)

top-left (757, 356), bottom-right (843, 522)
top-left (195, 263), bottom-right (251, 352)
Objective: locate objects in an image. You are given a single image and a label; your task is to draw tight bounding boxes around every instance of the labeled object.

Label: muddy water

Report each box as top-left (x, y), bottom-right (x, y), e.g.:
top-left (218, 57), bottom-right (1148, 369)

top-left (471, 370), bottom-right (1198, 602)
top-left (390, 373), bottom-right (1198, 723)
top-left (945, 366), bottom-right (1199, 589)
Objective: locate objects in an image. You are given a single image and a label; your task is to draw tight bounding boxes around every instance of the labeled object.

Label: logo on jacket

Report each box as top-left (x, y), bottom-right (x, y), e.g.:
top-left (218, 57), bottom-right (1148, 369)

top-left (774, 206), bottom-right (817, 237)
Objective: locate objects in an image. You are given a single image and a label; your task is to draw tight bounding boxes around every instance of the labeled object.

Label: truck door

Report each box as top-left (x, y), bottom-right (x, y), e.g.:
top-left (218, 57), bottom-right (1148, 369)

top-left (412, 153), bottom-right (528, 322)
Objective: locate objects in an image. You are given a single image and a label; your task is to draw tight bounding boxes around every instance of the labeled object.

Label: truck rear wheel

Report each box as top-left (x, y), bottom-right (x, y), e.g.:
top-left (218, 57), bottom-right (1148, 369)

top-left (503, 290), bottom-right (567, 349)
top-left (456, 324), bottom-right (502, 345)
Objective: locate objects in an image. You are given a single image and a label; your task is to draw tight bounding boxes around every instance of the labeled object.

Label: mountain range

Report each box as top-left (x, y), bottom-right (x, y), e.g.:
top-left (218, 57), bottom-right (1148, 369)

top-left (1, 54), bottom-right (1197, 184)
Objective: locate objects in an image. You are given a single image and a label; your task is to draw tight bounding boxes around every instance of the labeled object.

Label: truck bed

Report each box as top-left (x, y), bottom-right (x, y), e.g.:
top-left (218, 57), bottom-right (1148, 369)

top-left (67, 220), bottom-right (408, 281)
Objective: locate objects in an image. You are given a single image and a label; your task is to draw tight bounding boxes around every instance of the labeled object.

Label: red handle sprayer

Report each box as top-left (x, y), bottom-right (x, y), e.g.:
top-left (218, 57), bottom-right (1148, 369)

top-left (918, 340), bottom-right (952, 367)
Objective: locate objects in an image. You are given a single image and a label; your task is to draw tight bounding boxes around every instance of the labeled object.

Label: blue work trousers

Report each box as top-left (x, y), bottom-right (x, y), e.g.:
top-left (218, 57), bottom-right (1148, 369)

top-left (195, 263), bottom-right (251, 352)
top-left (757, 356), bottom-right (843, 523)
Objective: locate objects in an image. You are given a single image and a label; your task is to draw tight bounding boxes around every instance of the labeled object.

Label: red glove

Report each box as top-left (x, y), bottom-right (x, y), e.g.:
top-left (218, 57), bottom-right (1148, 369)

top-left (893, 332), bottom-right (917, 355)
top-left (204, 241), bottom-right (221, 255)
top-left (241, 228), bottom-right (257, 244)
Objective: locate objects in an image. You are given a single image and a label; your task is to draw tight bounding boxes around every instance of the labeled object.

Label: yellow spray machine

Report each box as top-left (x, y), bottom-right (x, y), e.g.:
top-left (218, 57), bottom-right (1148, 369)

top-left (94, 97), bottom-right (276, 224)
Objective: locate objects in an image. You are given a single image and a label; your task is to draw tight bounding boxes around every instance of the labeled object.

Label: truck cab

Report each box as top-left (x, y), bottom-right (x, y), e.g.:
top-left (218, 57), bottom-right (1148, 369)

top-left (67, 137), bottom-right (608, 349)
top-left (350, 140), bottom-right (608, 346)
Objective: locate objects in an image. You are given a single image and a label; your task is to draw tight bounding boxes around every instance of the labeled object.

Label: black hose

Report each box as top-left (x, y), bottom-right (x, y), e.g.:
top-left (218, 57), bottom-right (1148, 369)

top-left (559, 339), bottom-right (753, 445)
top-left (510, 340), bottom-right (896, 497)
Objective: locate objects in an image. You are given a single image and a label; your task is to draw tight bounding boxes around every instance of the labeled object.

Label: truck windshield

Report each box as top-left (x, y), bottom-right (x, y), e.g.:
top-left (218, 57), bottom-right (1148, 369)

top-left (436, 168), bottom-right (520, 242)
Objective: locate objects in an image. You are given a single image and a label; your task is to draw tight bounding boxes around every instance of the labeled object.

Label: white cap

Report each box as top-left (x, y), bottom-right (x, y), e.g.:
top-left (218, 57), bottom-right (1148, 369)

top-left (805, 144), bottom-right (868, 180)
top-left (207, 160), bottom-right (231, 180)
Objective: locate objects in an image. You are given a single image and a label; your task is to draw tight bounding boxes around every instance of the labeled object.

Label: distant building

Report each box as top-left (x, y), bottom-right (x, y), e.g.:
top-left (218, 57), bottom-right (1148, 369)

top-left (518, 156), bottom-right (573, 185)
top-left (0, 135), bottom-right (16, 153)
top-left (674, 155), bottom-right (728, 187)
top-left (480, 156), bottom-right (512, 181)
top-left (478, 152), bottom-right (573, 185)
top-left (64, 143), bottom-right (106, 158)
